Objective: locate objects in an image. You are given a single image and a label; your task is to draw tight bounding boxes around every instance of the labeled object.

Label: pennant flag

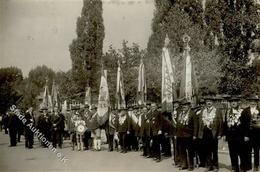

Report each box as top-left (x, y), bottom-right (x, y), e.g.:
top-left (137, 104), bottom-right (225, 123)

top-left (40, 81), bottom-right (49, 110)
top-left (161, 35), bottom-right (175, 112)
top-left (180, 34), bottom-right (197, 105)
top-left (85, 86), bottom-right (91, 107)
top-left (51, 80), bottom-right (59, 111)
top-left (97, 69), bottom-right (110, 125)
top-left (48, 95), bottom-right (53, 113)
top-left (116, 61), bottom-right (126, 109)
top-left (137, 57), bottom-right (147, 105)
top-left (61, 100), bottom-right (67, 115)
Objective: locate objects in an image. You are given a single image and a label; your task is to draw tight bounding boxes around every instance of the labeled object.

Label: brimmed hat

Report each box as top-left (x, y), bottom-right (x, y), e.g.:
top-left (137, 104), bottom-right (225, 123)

top-left (181, 99), bottom-right (191, 105)
top-left (203, 95), bottom-right (215, 100)
top-left (173, 99), bottom-right (181, 104)
top-left (198, 99), bottom-right (205, 104)
top-left (90, 104), bottom-right (97, 110)
top-left (247, 95), bottom-right (259, 101)
top-left (229, 96), bottom-right (241, 102)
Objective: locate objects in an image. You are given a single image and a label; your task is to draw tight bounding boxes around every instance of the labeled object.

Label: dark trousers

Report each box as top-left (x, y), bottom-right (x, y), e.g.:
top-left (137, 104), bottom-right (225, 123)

top-left (142, 135), bottom-right (151, 156)
top-left (9, 129), bottom-right (17, 146)
top-left (152, 135), bottom-right (162, 160)
top-left (227, 136), bottom-right (249, 172)
top-left (17, 128), bottom-right (23, 142)
top-left (202, 130), bottom-right (218, 169)
top-left (194, 138), bottom-right (206, 167)
top-left (83, 131), bottom-right (91, 150)
top-left (178, 137), bottom-right (194, 168)
top-left (119, 132), bottom-right (127, 152)
top-left (52, 130), bottom-right (61, 148)
top-left (25, 129), bottom-right (34, 148)
top-left (251, 135), bottom-right (260, 169)
top-left (162, 136), bottom-right (172, 156)
top-left (172, 137), bottom-right (179, 164)
top-left (108, 134), bottom-right (114, 151)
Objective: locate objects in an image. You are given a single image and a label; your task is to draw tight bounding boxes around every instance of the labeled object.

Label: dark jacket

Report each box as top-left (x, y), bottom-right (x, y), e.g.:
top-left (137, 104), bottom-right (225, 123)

top-left (196, 106), bottom-right (223, 139)
top-left (240, 107), bottom-right (260, 139)
top-left (223, 108), bottom-right (244, 140)
top-left (176, 109), bottom-right (195, 138)
top-left (150, 109), bottom-right (163, 136)
top-left (50, 114), bottom-right (62, 131)
top-left (115, 111), bottom-right (130, 133)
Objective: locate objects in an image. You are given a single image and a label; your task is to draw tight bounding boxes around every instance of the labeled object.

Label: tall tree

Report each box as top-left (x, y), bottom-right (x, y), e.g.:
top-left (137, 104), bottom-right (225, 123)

top-left (205, 0), bottom-right (260, 94)
top-left (69, 0), bottom-right (105, 102)
top-left (0, 67), bottom-right (23, 113)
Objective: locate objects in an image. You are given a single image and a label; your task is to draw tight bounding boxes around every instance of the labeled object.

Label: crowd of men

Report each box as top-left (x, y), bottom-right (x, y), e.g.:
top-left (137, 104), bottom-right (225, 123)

top-left (2, 94), bottom-right (260, 172)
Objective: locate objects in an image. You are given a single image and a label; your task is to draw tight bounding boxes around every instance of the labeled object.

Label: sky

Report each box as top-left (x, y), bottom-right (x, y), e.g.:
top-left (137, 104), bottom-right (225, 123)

top-left (0, 0), bottom-right (154, 76)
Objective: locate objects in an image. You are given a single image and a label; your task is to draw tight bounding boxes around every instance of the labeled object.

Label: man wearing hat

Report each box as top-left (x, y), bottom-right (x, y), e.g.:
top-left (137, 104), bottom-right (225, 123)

top-left (196, 95), bottom-right (224, 172)
top-left (115, 108), bottom-right (130, 153)
top-left (88, 105), bottom-right (101, 151)
top-left (171, 99), bottom-right (181, 166)
top-left (50, 107), bottom-right (62, 148)
top-left (83, 104), bottom-right (91, 150)
top-left (175, 99), bottom-right (196, 170)
top-left (224, 96), bottom-right (246, 172)
top-left (193, 98), bottom-right (206, 168)
top-left (150, 103), bottom-right (163, 162)
top-left (139, 105), bottom-right (151, 157)
top-left (37, 108), bottom-right (52, 147)
top-left (24, 107), bottom-right (35, 149)
top-left (7, 111), bottom-right (19, 147)
top-left (106, 107), bottom-right (117, 151)
top-left (241, 95), bottom-right (260, 171)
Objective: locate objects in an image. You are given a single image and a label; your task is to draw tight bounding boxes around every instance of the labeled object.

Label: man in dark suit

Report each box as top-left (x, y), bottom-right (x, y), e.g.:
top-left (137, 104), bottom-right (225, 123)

top-left (115, 108), bottom-right (130, 153)
top-left (150, 103), bottom-right (163, 162)
top-left (51, 107), bottom-right (62, 148)
top-left (140, 106), bottom-right (151, 157)
top-left (24, 107), bottom-right (35, 149)
top-left (106, 109), bottom-right (117, 151)
top-left (8, 111), bottom-right (19, 147)
top-left (176, 99), bottom-right (196, 170)
top-left (196, 96), bottom-right (223, 172)
top-left (224, 96), bottom-right (246, 172)
top-left (240, 95), bottom-right (260, 172)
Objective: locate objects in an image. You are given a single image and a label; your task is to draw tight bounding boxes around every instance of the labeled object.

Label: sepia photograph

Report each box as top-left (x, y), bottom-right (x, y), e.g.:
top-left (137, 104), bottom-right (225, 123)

top-left (0, 0), bottom-right (260, 171)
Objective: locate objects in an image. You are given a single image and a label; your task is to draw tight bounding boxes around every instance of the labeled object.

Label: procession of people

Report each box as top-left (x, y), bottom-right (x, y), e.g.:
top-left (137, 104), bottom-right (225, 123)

top-left (2, 94), bottom-right (260, 172)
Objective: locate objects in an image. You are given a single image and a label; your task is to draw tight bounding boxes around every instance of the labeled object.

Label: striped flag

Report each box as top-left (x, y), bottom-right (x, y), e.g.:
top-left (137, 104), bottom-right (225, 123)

top-left (116, 61), bottom-right (126, 109)
top-left (97, 69), bottom-right (110, 125)
top-left (137, 57), bottom-right (147, 105)
top-left (161, 35), bottom-right (175, 112)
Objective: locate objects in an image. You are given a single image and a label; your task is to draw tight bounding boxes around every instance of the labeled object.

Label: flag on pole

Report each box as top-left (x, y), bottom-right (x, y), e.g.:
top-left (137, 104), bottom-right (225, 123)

top-left (97, 69), bottom-right (110, 125)
top-left (116, 60), bottom-right (126, 109)
top-left (51, 80), bottom-right (59, 111)
top-left (161, 35), bottom-right (175, 112)
top-left (40, 81), bottom-right (49, 110)
top-left (85, 86), bottom-right (91, 107)
top-left (61, 100), bottom-right (67, 115)
top-left (180, 34), bottom-right (197, 105)
top-left (137, 57), bottom-right (147, 105)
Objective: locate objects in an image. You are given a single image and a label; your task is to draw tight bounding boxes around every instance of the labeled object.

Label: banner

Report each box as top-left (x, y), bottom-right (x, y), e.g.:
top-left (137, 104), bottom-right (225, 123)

top-left (116, 61), bottom-right (126, 109)
top-left (97, 70), bottom-right (110, 125)
top-left (180, 34), bottom-right (197, 104)
top-left (40, 83), bottom-right (49, 110)
top-left (61, 100), bottom-right (67, 115)
top-left (85, 86), bottom-right (91, 107)
top-left (51, 81), bottom-right (59, 111)
top-left (137, 58), bottom-right (147, 105)
top-left (161, 35), bottom-right (175, 112)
